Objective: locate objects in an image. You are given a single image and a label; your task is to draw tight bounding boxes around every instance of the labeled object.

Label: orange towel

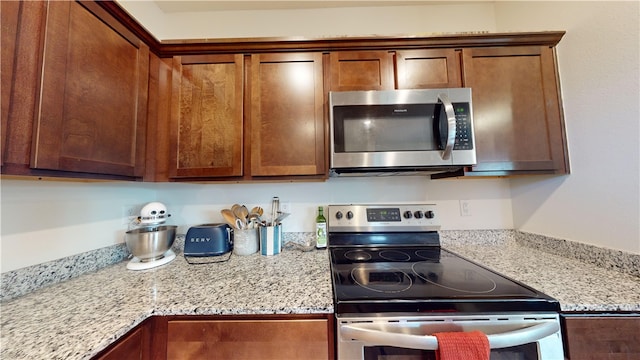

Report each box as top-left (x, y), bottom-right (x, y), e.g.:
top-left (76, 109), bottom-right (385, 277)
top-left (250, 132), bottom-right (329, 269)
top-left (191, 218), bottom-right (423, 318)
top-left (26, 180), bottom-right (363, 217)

top-left (433, 330), bottom-right (490, 360)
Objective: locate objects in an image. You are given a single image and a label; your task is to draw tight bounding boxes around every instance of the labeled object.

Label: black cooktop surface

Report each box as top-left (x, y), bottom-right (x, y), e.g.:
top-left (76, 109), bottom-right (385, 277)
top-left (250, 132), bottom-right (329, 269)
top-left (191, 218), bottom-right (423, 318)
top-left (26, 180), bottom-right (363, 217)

top-left (330, 247), bottom-right (560, 314)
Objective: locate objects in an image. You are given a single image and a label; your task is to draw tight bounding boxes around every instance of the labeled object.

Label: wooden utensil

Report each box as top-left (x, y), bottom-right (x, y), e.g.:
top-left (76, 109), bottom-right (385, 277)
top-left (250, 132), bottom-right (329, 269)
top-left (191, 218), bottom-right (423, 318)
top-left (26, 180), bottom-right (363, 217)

top-left (221, 209), bottom-right (239, 229)
top-left (250, 206), bottom-right (263, 217)
top-left (238, 205), bottom-right (249, 222)
top-left (233, 205), bottom-right (249, 227)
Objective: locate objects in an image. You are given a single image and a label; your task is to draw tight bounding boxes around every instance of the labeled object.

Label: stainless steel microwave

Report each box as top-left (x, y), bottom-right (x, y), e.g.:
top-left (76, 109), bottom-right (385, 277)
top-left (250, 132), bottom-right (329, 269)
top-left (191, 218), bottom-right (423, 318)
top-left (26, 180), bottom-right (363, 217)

top-left (329, 88), bottom-right (476, 176)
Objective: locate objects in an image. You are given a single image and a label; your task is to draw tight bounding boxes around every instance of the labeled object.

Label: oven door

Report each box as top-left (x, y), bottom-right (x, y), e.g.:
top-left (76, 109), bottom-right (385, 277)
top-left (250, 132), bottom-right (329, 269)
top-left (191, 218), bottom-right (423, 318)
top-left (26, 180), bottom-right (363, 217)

top-left (337, 314), bottom-right (564, 360)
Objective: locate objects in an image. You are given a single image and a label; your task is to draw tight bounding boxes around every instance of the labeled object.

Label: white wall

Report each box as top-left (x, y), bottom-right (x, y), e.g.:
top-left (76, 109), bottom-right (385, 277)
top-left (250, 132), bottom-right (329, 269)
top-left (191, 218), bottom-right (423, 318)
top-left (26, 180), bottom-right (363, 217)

top-left (117, 1), bottom-right (498, 39)
top-left (0, 177), bottom-right (512, 272)
top-left (0, 180), bottom-right (156, 272)
top-left (494, 1), bottom-right (640, 253)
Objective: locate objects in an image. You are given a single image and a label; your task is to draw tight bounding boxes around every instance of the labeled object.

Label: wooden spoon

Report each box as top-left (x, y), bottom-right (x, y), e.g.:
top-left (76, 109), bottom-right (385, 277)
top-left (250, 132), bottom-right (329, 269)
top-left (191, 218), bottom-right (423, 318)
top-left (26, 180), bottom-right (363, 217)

top-left (233, 205), bottom-right (248, 226)
top-left (250, 206), bottom-right (264, 217)
top-left (221, 209), bottom-right (239, 229)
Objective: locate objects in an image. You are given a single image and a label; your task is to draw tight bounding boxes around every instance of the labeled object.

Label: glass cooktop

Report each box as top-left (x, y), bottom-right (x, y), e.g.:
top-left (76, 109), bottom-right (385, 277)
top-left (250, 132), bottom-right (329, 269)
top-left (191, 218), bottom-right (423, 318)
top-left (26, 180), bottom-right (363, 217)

top-left (330, 247), bottom-right (560, 314)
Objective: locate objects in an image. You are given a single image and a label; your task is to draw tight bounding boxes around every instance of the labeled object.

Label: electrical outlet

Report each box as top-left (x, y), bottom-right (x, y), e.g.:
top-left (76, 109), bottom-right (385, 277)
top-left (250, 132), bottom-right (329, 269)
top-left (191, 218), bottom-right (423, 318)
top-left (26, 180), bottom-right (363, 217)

top-left (280, 201), bottom-right (291, 214)
top-left (459, 200), bottom-right (471, 217)
top-left (121, 205), bottom-right (138, 225)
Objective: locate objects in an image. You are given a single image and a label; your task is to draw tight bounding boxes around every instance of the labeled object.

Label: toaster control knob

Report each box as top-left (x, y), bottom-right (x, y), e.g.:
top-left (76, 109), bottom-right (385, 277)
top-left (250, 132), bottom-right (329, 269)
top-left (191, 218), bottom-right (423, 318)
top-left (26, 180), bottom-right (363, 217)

top-left (414, 211), bottom-right (424, 219)
top-left (335, 211), bottom-right (343, 220)
top-left (425, 210), bottom-right (435, 219)
top-left (403, 211), bottom-right (413, 219)
top-left (346, 211), bottom-right (354, 220)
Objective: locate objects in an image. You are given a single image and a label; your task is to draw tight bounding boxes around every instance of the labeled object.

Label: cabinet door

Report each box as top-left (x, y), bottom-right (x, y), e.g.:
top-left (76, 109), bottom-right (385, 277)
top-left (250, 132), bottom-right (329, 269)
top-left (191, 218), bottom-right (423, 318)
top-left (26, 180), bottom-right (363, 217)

top-left (329, 50), bottom-right (394, 91)
top-left (249, 53), bottom-right (326, 177)
top-left (564, 316), bottom-right (640, 359)
top-left (0, 0), bottom-right (21, 168)
top-left (170, 54), bottom-right (244, 178)
top-left (395, 49), bottom-right (462, 89)
top-left (94, 325), bottom-right (145, 360)
top-left (32, 1), bottom-right (149, 177)
top-left (1, 1), bottom-right (46, 175)
top-left (461, 46), bottom-right (569, 175)
top-left (167, 318), bottom-right (331, 360)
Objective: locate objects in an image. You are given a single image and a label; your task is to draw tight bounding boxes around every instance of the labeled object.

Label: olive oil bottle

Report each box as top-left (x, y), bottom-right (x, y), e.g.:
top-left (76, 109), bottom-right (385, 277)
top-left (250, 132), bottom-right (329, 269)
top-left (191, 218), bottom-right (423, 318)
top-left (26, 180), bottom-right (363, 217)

top-left (315, 206), bottom-right (327, 249)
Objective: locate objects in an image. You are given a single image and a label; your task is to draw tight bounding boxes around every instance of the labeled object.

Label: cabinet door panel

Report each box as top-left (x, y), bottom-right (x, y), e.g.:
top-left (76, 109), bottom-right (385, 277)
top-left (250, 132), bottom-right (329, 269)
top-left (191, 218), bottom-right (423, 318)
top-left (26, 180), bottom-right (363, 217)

top-left (94, 326), bottom-right (143, 360)
top-left (564, 316), bottom-right (640, 359)
top-left (32, 1), bottom-right (148, 177)
top-left (462, 46), bottom-right (568, 174)
top-left (329, 51), bottom-right (394, 91)
top-left (0, 1), bottom-right (21, 167)
top-left (249, 53), bottom-right (325, 176)
top-left (167, 319), bottom-right (330, 360)
top-left (170, 54), bottom-right (243, 178)
top-left (396, 49), bottom-right (462, 89)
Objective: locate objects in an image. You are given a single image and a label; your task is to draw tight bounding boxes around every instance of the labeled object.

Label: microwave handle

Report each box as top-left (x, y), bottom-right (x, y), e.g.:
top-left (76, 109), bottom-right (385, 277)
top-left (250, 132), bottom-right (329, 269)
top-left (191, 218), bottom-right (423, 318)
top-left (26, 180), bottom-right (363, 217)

top-left (437, 93), bottom-right (457, 160)
top-left (340, 321), bottom-right (559, 350)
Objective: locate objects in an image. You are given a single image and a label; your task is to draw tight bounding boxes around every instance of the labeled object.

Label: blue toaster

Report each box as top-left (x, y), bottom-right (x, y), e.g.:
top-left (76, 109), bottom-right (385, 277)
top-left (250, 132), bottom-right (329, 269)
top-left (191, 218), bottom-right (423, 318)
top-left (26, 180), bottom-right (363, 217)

top-left (184, 223), bottom-right (233, 257)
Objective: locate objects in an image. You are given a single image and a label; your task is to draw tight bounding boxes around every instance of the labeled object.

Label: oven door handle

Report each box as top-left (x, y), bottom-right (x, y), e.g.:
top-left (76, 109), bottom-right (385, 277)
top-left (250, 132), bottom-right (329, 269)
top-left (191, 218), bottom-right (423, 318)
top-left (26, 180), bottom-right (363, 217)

top-left (340, 321), bottom-right (560, 350)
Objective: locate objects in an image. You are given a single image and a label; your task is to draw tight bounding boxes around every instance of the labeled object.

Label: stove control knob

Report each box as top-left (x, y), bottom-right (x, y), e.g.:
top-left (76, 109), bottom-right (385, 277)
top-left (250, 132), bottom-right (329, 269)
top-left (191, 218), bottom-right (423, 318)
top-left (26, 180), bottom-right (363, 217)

top-left (346, 211), bottom-right (354, 220)
top-left (403, 211), bottom-right (413, 219)
top-left (414, 211), bottom-right (424, 219)
top-left (335, 211), bottom-right (343, 220)
top-left (425, 210), bottom-right (435, 219)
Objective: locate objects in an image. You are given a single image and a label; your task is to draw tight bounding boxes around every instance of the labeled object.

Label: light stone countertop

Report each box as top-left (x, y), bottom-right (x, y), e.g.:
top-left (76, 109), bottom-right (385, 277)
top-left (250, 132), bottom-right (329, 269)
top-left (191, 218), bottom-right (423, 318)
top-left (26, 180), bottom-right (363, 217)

top-left (443, 240), bottom-right (640, 313)
top-left (0, 249), bottom-right (333, 360)
top-left (2, 236), bottom-right (639, 360)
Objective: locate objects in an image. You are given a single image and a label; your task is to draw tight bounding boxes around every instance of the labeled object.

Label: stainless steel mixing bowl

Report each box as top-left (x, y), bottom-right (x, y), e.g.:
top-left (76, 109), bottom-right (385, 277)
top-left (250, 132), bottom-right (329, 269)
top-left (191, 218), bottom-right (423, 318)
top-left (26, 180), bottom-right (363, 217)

top-left (125, 225), bottom-right (177, 262)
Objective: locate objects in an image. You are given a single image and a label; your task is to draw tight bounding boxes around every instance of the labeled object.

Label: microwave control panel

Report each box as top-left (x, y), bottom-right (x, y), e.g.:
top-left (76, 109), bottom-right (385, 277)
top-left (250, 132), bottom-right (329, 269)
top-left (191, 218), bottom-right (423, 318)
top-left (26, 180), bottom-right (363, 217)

top-left (453, 103), bottom-right (473, 150)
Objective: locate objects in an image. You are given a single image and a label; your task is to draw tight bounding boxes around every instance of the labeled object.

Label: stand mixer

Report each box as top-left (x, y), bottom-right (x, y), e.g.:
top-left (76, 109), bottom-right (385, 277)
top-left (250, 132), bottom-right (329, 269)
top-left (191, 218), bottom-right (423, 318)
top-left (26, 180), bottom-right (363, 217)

top-left (125, 202), bottom-right (177, 270)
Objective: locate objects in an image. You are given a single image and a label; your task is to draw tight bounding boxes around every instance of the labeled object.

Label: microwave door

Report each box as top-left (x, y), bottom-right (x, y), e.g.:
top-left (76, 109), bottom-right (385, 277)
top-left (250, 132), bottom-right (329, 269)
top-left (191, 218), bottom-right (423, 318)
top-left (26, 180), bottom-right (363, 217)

top-left (435, 93), bottom-right (457, 160)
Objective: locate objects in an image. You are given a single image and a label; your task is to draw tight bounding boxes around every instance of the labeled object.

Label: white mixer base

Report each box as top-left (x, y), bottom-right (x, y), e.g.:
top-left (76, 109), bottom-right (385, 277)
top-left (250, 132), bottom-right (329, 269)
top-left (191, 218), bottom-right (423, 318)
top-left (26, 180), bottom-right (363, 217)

top-left (126, 249), bottom-right (176, 270)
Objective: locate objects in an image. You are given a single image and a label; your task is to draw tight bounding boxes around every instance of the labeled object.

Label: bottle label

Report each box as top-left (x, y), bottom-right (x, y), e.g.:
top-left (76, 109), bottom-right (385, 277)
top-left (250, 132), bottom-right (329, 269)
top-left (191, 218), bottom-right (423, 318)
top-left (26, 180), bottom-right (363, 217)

top-left (316, 223), bottom-right (327, 248)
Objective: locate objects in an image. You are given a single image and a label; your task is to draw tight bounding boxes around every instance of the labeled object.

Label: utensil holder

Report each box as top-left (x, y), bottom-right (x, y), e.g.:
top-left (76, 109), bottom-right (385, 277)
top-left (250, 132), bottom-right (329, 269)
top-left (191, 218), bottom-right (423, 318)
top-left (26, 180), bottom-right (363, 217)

top-left (260, 225), bottom-right (282, 256)
top-left (233, 228), bottom-right (259, 256)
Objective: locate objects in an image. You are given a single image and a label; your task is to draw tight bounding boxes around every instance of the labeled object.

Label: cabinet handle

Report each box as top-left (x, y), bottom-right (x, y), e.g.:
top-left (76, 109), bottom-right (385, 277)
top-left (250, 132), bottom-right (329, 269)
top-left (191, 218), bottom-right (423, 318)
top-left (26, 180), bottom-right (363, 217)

top-left (341, 320), bottom-right (560, 350)
top-left (438, 93), bottom-right (456, 160)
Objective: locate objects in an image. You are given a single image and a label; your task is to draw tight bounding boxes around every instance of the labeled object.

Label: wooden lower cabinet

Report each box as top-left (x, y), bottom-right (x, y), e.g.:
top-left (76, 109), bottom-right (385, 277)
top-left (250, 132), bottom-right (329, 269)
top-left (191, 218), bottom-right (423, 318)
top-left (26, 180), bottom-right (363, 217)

top-left (93, 319), bottom-right (151, 360)
top-left (92, 314), bottom-right (335, 360)
top-left (166, 315), bottom-right (334, 360)
top-left (563, 315), bottom-right (640, 359)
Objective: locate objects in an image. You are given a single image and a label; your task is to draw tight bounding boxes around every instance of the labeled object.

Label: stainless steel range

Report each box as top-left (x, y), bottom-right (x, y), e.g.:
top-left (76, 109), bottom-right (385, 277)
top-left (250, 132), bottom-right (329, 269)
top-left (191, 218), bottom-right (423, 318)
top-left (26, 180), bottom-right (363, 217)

top-left (328, 204), bottom-right (564, 360)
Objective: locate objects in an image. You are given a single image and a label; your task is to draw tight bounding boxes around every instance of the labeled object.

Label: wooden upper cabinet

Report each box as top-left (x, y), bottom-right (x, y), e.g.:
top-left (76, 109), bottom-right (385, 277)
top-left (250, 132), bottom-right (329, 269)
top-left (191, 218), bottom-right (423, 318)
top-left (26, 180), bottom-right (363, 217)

top-left (169, 54), bottom-right (244, 178)
top-left (0, 1), bottom-right (21, 168)
top-left (248, 53), bottom-right (326, 177)
top-left (31, 1), bottom-right (149, 178)
top-left (395, 49), bottom-right (462, 89)
top-left (329, 51), bottom-right (394, 91)
top-left (460, 45), bottom-right (569, 175)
